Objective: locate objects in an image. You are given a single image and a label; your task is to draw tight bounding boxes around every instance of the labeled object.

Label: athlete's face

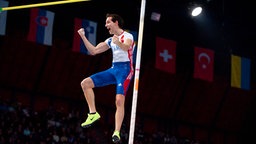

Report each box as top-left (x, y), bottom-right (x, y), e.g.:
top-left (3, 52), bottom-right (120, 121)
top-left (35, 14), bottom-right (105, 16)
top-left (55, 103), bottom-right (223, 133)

top-left (105, 17), bottom-right (118, 35)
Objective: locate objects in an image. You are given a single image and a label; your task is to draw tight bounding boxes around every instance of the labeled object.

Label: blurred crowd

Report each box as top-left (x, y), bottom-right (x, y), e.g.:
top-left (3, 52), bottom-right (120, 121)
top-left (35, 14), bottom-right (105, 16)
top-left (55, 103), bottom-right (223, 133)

top-left (0, 99), bottom-right (201, 144)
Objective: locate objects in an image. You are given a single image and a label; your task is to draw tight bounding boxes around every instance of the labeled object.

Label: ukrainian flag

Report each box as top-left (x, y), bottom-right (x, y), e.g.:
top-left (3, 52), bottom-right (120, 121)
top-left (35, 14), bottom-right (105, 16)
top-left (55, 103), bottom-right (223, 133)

top-left (231, 55), bottom-right (251, 90)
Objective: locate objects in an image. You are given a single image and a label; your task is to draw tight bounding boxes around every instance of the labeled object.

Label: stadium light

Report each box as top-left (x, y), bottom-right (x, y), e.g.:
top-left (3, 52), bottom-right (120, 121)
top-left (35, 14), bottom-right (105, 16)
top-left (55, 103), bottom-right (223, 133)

top-left (188, 3), bottom-right (203, 17)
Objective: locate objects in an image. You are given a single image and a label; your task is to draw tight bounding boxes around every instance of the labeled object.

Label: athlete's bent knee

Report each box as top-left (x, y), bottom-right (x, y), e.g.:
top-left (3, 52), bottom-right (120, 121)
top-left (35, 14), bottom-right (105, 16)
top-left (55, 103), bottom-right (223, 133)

top-left (81, 78), bottom-right (93, 90)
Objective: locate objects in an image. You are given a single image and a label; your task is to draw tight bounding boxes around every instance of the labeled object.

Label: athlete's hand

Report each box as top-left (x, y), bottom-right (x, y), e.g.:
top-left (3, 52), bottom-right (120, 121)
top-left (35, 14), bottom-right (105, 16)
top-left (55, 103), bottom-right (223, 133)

top-left (77, 28), bottom-right (85, 36)
top-left (112, 35), bottom-right (119, 44)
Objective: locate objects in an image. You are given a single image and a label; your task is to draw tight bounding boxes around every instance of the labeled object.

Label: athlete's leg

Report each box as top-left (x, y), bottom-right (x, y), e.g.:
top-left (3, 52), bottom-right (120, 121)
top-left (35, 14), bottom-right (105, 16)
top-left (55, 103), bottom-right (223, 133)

top-left (115, 94), bottom-right (125, 132)
top-left (112, 62), bottom-right (132, 142)
top-left (81, 70), bottom-right (116, 128)
top-left (112, 94), bottom-right (125, 143)
top-left (81, 77), bottom-right (96, 113)
top-left (80, 77), bottom-right (101, 128)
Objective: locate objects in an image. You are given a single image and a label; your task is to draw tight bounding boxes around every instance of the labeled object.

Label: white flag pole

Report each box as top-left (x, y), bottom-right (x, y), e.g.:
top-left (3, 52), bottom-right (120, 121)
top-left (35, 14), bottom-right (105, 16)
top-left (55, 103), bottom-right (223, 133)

top-left (128, 0), bottom-right (146, 143)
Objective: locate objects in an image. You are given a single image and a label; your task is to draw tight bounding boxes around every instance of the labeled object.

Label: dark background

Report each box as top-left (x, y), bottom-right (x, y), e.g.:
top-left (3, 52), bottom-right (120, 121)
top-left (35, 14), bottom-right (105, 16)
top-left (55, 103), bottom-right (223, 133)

top-left (0, 0), bottom-right (256, 143)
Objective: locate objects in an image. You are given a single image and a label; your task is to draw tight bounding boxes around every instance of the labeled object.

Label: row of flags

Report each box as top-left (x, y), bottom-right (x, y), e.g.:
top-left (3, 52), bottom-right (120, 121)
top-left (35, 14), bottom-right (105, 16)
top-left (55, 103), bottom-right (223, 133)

top-left (0, 5), bottom-right (99, 52)
top-left (155, 37), bottom-right (251, 90)
top-left (0, 5), bottom-right (138, 58)
top-left (0, 5), bottom-right (138, 56)
top-left (0, 3), bottom-right (251, 91)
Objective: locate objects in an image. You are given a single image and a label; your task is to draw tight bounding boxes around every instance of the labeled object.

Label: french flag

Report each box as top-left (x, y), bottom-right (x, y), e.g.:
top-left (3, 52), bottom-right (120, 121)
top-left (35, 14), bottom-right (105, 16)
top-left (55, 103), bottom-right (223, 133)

top-left (72, 18), bottom-right (97, 55)
top-left (27, 8), bottom-right (54, 46)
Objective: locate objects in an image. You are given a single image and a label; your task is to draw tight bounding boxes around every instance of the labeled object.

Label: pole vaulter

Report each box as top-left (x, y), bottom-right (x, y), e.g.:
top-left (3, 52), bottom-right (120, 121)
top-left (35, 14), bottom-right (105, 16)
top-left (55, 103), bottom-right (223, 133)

top-left (0, 0), bottom-right (146, 143)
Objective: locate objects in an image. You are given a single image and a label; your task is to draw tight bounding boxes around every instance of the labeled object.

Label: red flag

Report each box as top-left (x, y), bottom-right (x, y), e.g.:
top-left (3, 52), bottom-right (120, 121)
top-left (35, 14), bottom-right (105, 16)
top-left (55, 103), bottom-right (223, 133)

top-left (155, 37), bottom-right (176, 74)
top-left (194, 47), bottom-right (214, 81)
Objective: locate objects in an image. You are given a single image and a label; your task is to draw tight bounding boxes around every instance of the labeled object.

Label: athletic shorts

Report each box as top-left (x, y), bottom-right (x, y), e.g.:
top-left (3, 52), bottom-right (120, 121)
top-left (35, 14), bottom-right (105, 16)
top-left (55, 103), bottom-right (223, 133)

top-left (90, 62), bottom-right (133, 96)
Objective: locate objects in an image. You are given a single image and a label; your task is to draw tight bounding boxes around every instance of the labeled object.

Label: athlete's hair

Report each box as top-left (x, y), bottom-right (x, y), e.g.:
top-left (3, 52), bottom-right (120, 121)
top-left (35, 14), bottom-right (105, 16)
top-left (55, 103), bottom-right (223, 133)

top-left (106, 13), bottom-right (124, 29)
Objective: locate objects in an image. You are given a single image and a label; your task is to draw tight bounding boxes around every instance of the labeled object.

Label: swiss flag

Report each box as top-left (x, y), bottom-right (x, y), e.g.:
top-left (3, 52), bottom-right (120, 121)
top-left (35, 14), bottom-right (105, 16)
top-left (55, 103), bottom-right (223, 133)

top-left (194, 47), bottom-right (214, 82)
top-left (155, 37), bottom-right (176, 74)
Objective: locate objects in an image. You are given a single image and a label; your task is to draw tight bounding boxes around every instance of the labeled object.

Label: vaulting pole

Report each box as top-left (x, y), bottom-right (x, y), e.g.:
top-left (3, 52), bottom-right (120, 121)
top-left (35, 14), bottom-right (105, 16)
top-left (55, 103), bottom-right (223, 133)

top-left (128, 0), bottom-right (146, 143)
top-left (0, 0), bottom-right (89, 12)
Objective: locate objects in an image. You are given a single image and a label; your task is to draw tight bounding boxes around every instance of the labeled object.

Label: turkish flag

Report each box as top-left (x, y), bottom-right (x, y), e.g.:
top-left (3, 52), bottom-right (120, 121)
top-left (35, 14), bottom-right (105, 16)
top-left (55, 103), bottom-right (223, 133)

top-left (155, 37), bottom-right (176, 74)
top-left (194, 47), bottom-right (214, 82)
